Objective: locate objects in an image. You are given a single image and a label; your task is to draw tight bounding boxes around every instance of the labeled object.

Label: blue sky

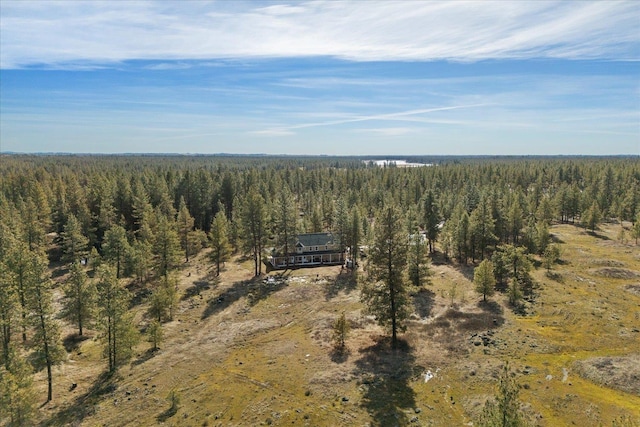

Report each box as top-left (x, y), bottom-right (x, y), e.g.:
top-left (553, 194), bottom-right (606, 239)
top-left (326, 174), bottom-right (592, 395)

top-left (1, 1), bottom-right (639, 155)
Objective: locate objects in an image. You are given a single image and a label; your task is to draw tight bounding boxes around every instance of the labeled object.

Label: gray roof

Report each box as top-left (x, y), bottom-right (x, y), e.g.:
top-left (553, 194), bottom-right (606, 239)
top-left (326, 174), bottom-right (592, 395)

top-left (297, 232), bottom-right (335, 247)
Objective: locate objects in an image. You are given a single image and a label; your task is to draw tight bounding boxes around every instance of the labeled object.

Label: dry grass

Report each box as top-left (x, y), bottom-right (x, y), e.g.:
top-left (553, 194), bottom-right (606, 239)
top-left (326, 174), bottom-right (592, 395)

top-left (574, 355), bottom-right (640, 396)
top-left (19, 222), bottom-right (640, 427)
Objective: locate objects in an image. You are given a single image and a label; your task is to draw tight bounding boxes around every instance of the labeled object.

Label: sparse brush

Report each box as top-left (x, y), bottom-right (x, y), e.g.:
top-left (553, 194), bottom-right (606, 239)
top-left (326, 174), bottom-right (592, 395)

top-left (332, 312), bottom-right (350, 351)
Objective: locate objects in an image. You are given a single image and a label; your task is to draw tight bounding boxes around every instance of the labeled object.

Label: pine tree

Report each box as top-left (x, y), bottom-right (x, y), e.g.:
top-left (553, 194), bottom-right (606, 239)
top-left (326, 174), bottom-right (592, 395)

top-left (346, 207), bottom-right (362, 267)
top-left (25, 251), bottom-right (64, 402)
top-left (177, 197), bottom-right (195, 262)
top-left (422, 190), bottom-right (440, 253)
top-left (61, 214), bottom-right (89, 265)
top-left (6, 242), bottom-right (32, 343)
top-left (497, 245), bottom-right (533, 300)
top-left (474, 259), bottom-right (496, 302)
top-left (361, 205), bottom-right (409, 348)
top-left (128, 239), bottom-right (153, 283)
top-left (333, 197), bottom-right (349, 254)
top-left (131, 178), bottom-right (153, 236)
top-left (470, 195), bottom-right (497, 260)
top-left (477, 363), bottom-right (530, 427)
top-left (96, 264), bottom-right (136, 372)
top-left (0, 260), bottom-right (18, 368)
top-left (20, 197), bottom-right (46, 252)
top-left (0, 349), bottom-right (36, 426)
top-left (153, 216), bottom-right (181, 280)
top-left (275, 187), bottom-right (299, 268)
top-left (332, 312), bottom-right (349, 351)
top-left (408, 232), bottom-right (431, 288)
top-left (209, 211), bottom-right (231, 277)
top-left (492, 249), bottom-right (509, 287)
top-left (147, 320), bottom-right (163, 351)
top-left (62, 261), bottom-right (96, 336)
top-left (581, 201), bottom-right (601, 232)
top-left (507, 199), bottom-right (524, 245)
top-left (149, 275), bottom-right (179, 323)
top-left (542, 244), bottom-right (561, 272)
top-left (239, 190), bottom-right (268, 276)
top-left (633, 212), bottom-right (640, 245)
top-left (102, 225), bottom-right (130, 279)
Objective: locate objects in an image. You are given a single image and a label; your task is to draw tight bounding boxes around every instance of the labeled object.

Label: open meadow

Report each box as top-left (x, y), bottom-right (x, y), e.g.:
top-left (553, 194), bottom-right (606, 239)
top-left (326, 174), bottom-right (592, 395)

top-left (29, 221), bottom-right (639, 427)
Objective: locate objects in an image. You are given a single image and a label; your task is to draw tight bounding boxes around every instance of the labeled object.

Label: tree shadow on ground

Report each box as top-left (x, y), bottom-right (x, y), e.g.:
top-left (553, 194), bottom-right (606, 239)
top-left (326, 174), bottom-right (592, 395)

top-left (40, 371), bottom-right (117, 426)
top-left (62, 333), bottom-right (91, 353)
top-left (412, 288), bottom-right (435, 318)
top-left (324, 270), bottom-right (358, 300)
top-left (545, 271), bottom-right (565, 283)
top-left (330, 346), bottom-right (351, 364)
top-left (586, 230), bottom-right (610, 240)
top-left (354, 336), bottom-right (422, 427)
top-left (156, 404), bottom-right (178, 423)
top-left (182, 276), bottom-right (219, 301)
top-left (477, 299), bottom-right (503, 316)
top-left (127, 280), bottom-right (152, 308)
top-left (429, 250), bottom-right (448, 266)
top-left (452, 262), bottom-right (475, 282)
top-left (132, 348), bottom-right (159, 367)
top-left (201, 274), bottom-right (289, 320)
top-left (441, 305), bottom-right (505, 331)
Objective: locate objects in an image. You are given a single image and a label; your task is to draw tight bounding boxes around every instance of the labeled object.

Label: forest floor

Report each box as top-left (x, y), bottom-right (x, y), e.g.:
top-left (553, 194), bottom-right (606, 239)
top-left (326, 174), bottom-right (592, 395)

top-left (29, 222), bottom-right (640, 426)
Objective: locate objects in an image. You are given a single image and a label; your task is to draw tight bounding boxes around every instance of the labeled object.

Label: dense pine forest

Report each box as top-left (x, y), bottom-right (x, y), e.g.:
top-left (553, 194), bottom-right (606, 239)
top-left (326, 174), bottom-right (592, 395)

top-left (1, 154), bottom-right (639, 426)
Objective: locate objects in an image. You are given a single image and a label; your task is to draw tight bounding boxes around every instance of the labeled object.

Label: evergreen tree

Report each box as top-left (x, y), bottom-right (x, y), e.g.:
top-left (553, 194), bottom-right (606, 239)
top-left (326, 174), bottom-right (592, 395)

top-left (0, 349), bottom-right (36, 426)
top-left (633, 212), bottom-right (640, 244)
top-left (496, 245), bottom-right (533, 302)
top-left (19, 197), bottom-right (46, 252)
top-left (152, 216), bottom-right (182, 280)
top-left (470, 195), bottom-right (497, 260)
top-left (209, 211), bottom-right (231, 277)
top-left (62, 261), bottom-right (96, 336)
top-left (275, 187), bottom-right (299, 268)
top-left (25, 251), bottom-right (64, 402)
top-left (535, 196), bottom-right (554, 226)
top-left (408, 232), bottom-right (431, 288)
top-left (346, 207), bottom-right (362, 266)
top-left (149, 275), bottom-right (179, 323)
top-left (61, 214), bottom-right (89, 265)
top-left (477, 363), bottom-right (530, 427)
top-left (581, 201), bottom-right (601, 232)
top-left (96, 264), bottom-right (137, 372)
top-left (332, 312), bottom-right (349, 351)
top-left (0, 261), bottom-right (18, 369)
top-left (474, 259), bottom-right (496, 302)
top-left (422, 190), bottom-right (441, 253)
top-left (239, 190), bottom-right (268, 276)
top-left (333, 197), bottom-right (349, 254)
top-left (542, 244), bottom-right (561, 272)
top-left (177, 197), bottom-right (195, 262)
top-left (102, 224), bottom-right (130, 279)
top-left (6, 242), bottom-right (30, 344)
top-left (128, 239), bottom-right (153, 283)
top-left (147, 320), bottom-right (163, 351)
top-left (131, 179), bottom-right (153, 236)
top-left (456, 209), bottom-right (471, 264)
top-left (507, 199), bottom-right (524, 245)
top-left (310, 206), bottom-right (323, 233)
top-left (361, 205), bottom-right (409, 348)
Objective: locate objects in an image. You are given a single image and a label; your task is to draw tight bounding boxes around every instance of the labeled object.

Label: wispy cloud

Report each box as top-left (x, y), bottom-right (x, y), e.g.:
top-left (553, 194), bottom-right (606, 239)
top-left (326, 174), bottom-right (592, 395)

top-left (252, 104), bottom-right (487, 135)
top-left (1, 1), bottom-right (638, 68)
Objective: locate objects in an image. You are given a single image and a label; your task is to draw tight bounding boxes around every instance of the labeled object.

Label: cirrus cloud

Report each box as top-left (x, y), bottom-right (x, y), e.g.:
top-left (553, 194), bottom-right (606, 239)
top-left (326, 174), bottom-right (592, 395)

top-left (1, 1), bottom-right (638, 69)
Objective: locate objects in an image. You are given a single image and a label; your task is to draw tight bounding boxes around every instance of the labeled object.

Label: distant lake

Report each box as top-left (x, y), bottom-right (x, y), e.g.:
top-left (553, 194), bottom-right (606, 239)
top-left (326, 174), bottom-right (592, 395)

top-left (365, 160), bottom-right (433, 168)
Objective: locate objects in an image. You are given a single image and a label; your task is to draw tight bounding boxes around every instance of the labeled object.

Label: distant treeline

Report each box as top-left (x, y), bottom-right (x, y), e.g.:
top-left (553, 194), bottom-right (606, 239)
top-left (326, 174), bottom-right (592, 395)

top-left (1, 154), bottom-right (638, 259)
